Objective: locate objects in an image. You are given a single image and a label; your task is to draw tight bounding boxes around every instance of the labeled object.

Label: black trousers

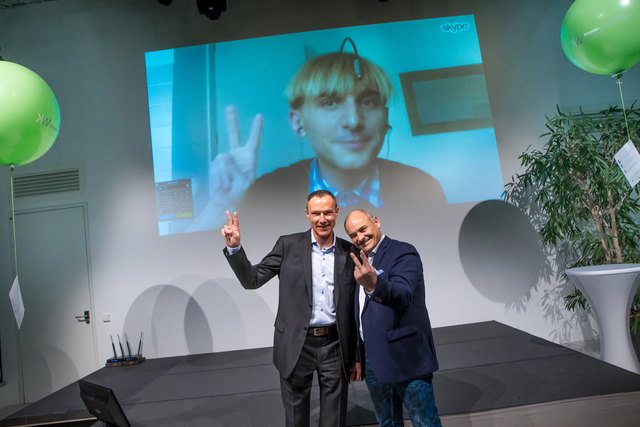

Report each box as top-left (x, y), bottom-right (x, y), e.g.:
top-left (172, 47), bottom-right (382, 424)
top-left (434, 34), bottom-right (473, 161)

top-left (279, 333), bottom-right (348, 427)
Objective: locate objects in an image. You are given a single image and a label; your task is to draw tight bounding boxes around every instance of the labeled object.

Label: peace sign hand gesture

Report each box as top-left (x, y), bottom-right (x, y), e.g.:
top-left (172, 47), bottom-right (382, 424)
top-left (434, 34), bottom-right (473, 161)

top-left (350, 250), bottom-right (377, 292)
top-left (221, 210), bottom-right (241, 248)
top-left (209, 105), bottom-right (263, 207)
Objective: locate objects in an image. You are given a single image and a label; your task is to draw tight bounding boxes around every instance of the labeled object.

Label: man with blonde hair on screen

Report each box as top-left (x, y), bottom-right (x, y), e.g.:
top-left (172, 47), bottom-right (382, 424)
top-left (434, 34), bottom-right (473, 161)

top-left (209, 44), bottom-right (446, 232)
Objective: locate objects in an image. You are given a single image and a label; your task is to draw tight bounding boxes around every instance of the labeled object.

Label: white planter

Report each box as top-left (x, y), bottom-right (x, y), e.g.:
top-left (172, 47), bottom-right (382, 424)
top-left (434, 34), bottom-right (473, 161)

top-left (566, 264), bottom-right (640, 373)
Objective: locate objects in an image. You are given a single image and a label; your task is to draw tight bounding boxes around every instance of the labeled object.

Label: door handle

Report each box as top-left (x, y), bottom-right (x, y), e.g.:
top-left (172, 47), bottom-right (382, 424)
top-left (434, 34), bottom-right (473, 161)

top-left (75, 310), bottom-right (90, 324)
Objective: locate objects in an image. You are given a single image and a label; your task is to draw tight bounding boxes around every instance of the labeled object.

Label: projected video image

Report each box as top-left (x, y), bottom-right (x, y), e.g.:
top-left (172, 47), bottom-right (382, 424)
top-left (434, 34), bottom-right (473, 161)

top-left (145, 16), bottom-right (503, 236)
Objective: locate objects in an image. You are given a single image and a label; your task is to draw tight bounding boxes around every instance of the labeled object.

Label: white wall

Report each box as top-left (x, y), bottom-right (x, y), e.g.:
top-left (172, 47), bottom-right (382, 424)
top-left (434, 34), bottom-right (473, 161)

top-left (1, 0), bottom-right (639, 409)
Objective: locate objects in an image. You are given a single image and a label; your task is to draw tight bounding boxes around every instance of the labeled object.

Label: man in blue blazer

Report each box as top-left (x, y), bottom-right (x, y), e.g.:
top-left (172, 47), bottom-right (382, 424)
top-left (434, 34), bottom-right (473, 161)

top-left (222, 190), bottom-right (357, 427)
top-left (344, 209), bottom-right (442, 427)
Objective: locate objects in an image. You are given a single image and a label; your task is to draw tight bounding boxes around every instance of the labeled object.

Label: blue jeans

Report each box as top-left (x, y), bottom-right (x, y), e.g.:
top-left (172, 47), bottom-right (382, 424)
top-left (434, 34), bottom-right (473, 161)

top-left (365, 355), bottom-right (442, 427)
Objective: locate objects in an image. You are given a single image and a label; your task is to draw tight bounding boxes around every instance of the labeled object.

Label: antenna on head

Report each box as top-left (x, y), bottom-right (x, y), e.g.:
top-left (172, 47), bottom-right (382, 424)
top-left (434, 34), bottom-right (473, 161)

top-left (339, 37), bottom-right (361, 79)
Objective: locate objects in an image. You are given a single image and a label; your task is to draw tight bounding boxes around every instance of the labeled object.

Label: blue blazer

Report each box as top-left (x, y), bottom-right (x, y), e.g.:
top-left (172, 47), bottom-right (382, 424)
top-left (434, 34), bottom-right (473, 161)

top-left (357, 236), bottom-right (439, 384)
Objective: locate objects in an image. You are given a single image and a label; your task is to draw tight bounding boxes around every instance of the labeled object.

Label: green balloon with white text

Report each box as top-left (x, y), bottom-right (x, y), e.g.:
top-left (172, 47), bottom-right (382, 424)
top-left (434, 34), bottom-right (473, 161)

top-left (561, 0), bottom-right (640, 75)
top-left (0, 61), bottom-right (60, 165)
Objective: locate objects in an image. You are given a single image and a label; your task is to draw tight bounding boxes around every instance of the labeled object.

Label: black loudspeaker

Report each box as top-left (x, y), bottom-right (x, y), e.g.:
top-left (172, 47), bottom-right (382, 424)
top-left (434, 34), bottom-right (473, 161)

top-left (197, 0), bottom-right (227, 20)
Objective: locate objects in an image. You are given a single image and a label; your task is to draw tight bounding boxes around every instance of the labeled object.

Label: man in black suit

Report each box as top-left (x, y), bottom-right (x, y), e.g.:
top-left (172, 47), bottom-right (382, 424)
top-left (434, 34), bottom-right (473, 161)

top-left (221, 190), bottom-right (357, 427)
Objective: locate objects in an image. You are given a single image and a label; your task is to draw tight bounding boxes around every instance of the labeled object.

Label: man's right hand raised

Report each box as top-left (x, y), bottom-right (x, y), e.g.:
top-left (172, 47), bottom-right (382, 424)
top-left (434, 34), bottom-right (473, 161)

top-left (221, 210), bottom-right (241, 248)
top-left (209, 105), bottom-right (263, 208)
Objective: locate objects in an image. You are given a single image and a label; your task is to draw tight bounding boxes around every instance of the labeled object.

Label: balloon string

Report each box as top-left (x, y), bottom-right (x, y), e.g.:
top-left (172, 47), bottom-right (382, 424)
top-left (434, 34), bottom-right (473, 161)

top-left (18, 326), bottom-right (26, 413)
top-left (9, 165), bottom-right (27, 410)
top-left (616, 74), bottom-right (632, 142)
top-left (10, 165), bottom-right (18, 277)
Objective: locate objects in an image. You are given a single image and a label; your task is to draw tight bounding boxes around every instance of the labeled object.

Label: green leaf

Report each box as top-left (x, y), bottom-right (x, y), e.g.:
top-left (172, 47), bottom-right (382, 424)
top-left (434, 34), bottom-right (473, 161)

top-left (503, 103), bottom-right (640, 332)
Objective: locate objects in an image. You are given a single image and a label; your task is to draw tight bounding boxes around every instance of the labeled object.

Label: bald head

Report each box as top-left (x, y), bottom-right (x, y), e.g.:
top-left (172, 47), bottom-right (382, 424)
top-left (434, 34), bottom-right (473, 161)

top-left (344, 209), bottom-right (382, 255)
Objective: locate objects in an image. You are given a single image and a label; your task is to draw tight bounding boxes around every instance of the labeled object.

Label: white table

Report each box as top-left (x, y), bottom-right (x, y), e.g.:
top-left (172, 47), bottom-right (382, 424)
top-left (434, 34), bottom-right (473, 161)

top-left (566, 264), bottom-right (640, 373)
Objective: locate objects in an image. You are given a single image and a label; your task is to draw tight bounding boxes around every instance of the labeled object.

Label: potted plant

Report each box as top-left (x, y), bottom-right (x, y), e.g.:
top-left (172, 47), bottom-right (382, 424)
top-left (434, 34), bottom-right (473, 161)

top-left (503, 103), bottom-right (640, 345)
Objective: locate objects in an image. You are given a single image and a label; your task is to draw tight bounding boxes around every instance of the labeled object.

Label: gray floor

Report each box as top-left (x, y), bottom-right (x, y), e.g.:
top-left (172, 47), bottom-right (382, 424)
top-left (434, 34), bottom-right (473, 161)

top-left (2, 322), bottom-right (640, 427)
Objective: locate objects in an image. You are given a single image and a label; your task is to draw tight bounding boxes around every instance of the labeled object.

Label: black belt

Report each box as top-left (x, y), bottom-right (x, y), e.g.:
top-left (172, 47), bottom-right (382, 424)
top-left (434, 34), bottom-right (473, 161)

top-left (307, 324), bottom-right (337, 337)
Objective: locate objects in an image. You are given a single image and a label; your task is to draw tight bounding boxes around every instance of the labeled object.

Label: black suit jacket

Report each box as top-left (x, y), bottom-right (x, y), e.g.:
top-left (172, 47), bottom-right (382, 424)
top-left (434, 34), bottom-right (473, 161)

top-left (237, 158), bottom-right (447, 241)
top-left (243, 158), bottom-right (445, 209)
top-left (224, 230), bottom-right (357, 379)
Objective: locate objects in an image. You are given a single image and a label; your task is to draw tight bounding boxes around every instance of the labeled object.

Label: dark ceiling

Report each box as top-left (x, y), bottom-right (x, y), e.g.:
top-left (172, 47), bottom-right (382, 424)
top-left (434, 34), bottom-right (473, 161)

top-left (0, 0), bottom-right (66, 8)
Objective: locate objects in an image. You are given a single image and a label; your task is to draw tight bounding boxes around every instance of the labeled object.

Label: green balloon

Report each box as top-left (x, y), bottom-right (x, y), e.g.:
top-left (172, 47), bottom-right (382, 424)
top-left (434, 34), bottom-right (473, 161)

top-left (0, 61), bottom-right (60, 165)
top-left (561, 0), bottom-right (640, 75)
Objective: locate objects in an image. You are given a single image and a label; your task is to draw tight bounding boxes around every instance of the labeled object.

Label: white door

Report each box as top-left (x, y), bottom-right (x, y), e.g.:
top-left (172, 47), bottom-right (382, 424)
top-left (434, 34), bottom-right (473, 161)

top-left (12, 204), bottom-right (97, 403)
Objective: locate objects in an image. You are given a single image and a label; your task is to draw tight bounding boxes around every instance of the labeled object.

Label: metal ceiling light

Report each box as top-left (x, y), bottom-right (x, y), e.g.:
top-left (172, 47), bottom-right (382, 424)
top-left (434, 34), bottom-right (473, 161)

top-left (196, 0), bottom-right (227, 20)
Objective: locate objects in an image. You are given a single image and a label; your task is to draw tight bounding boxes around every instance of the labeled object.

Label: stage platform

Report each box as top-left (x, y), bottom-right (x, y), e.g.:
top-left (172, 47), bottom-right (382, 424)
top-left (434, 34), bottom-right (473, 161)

top-left (2, 321), bottom-right (640, 426)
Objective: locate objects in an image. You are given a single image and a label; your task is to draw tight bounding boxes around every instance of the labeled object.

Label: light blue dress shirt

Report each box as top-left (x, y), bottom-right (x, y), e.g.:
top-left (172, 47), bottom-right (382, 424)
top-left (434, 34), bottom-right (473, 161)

top-left (308, 158), bottom-right (383, 207)
top-left (309, 232), bottom-right (337, 326)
